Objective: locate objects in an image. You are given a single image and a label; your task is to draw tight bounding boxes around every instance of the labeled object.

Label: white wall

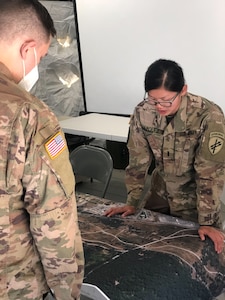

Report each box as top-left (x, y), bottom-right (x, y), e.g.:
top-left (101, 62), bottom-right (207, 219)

top-left (76, 0), bottom-right (225, 115)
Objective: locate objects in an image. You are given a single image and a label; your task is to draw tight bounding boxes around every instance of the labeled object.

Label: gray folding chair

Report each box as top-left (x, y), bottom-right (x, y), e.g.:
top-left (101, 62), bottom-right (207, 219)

top-left (69, 145), bottom-right (113, 198)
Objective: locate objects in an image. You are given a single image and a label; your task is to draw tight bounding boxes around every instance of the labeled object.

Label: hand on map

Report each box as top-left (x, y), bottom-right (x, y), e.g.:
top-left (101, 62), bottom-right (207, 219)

top-left (198, 226), bottom-right (224, 254)
top-left (104, 205), bottom-right (136, 217)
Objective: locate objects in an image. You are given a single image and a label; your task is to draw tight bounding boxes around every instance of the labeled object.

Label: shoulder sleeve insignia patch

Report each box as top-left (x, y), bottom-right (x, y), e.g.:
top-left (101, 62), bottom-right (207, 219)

top-left (208, 132), bottom-right (224, 155)
top-left (45, 132), bottom-right (66, 159)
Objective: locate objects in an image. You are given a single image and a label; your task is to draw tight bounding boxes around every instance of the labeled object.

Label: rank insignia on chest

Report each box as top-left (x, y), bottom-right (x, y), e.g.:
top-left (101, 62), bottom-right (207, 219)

top-left (45, 132), bottom-right (66, 159)
top-left (208, 132), bottom-right (224, 155)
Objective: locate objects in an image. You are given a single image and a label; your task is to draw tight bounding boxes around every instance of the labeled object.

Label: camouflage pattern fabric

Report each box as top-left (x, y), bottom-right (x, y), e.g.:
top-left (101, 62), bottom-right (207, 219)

top-left (126, 92), bottom-right (225, 227)
top-left (0, 62), bottom-right (84, 300)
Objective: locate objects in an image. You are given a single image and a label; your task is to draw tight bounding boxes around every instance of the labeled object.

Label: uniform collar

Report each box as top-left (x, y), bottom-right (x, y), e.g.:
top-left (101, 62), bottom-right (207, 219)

top-left (0, 62), bottom-right (16, 83)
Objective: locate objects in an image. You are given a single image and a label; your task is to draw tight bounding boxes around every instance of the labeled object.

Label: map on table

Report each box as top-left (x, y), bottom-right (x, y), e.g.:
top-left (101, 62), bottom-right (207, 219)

top-left (77, 193), bottom-right (225, 300)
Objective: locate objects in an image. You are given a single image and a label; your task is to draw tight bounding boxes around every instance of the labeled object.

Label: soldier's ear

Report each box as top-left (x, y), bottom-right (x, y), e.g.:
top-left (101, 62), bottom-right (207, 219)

top-left (180, 84), bottom-right (188, 96)
top-left (20, 40), bottom-right (36, 60)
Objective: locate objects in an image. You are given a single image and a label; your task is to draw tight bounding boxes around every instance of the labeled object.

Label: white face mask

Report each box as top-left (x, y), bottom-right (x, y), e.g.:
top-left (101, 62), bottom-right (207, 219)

top-left (19, 48), bottom-right (39, 92)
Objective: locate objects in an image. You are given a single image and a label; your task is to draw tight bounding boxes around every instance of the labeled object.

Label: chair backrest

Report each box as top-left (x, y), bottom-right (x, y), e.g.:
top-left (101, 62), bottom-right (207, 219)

top-left (69, 145), bottom-right (113, 198)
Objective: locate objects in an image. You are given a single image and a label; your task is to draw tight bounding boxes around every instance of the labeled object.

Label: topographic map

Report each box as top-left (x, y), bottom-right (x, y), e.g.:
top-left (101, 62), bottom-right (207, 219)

top-left (77, 193), bottom-right (225, 300)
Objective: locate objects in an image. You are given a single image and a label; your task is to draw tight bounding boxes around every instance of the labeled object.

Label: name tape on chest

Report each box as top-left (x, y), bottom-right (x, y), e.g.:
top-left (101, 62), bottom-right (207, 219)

top-left (45, 132), bottom-right (66, 159)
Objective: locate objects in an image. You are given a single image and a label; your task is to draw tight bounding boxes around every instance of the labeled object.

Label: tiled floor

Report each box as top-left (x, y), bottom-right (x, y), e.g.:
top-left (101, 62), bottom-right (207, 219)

top-left (76, 168), bottom-right (150, 203)
top-left (76, 168), bottom-right (225, 300)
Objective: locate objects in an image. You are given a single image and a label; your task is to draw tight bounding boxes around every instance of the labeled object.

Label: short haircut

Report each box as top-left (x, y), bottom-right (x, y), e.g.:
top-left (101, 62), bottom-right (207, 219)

top-left (0, 0), bottom-right (56, 43)
top-left (144, 59), bottom-right (185, 93)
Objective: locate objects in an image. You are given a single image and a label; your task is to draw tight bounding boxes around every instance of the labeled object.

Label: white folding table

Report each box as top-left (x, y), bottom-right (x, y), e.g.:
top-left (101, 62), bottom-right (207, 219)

top-left (59, 113), bottom-right (130, 142)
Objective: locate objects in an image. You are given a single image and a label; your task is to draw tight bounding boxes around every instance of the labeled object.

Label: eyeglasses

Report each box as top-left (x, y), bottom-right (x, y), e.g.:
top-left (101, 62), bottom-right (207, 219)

top-left (144, 92), bottom-right (179, 107)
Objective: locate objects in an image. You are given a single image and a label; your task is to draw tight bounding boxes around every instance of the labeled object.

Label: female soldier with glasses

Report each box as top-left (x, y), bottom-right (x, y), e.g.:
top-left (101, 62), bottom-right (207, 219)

top-left (105, 59), bottom-right (225, 254)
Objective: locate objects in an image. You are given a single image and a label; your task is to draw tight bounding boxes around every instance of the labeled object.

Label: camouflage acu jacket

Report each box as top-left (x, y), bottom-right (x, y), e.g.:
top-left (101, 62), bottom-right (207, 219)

top-left (126, 92), bottom-right (225, 226)
top-left (0, 63), bottom-right (84, 300)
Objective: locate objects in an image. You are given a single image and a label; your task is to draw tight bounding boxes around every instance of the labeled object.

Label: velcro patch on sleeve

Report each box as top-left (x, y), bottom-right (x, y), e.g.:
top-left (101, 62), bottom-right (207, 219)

top-left (200, 120), bottom-right (225, 162)
top-left (45, 132), bottom-right (66, 159)
top-left (208, 132), bottom-right (224, 155)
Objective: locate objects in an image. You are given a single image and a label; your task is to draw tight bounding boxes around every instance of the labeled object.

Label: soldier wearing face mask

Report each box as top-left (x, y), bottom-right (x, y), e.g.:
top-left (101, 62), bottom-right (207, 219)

top-left (0, 1), bottom-right (84, 299)
top-left (19, 47), bottom-right (39, 92)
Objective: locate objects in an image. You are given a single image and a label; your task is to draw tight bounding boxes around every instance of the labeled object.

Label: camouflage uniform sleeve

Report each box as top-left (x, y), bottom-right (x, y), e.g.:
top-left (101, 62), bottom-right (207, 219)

top-left (19, 106), bottom-right (84, 299)
top-left (125, 109), bottom-right (153, 208)
top-left (195, 110), bottom-right (225, 227)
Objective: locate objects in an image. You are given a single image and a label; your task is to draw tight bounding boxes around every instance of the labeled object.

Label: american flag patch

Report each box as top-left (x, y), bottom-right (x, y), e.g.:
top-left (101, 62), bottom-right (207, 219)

top-left (45, 132), bottom-right (66, 159)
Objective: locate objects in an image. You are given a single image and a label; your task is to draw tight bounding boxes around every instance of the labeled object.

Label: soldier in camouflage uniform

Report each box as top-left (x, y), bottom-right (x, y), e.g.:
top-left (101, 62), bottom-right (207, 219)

top-left (105, 59), bottom-right (225, 254)
top-left (0, 1), bottom-right (84, 299)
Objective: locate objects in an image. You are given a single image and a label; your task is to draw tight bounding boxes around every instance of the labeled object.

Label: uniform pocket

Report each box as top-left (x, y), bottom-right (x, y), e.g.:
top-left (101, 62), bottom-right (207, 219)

top-left (32, 129), bottom-right (75, 204)
top-left (174, 130), bottom-right (200, 176)
top-left (40, 133), bottom-right (75, 198)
